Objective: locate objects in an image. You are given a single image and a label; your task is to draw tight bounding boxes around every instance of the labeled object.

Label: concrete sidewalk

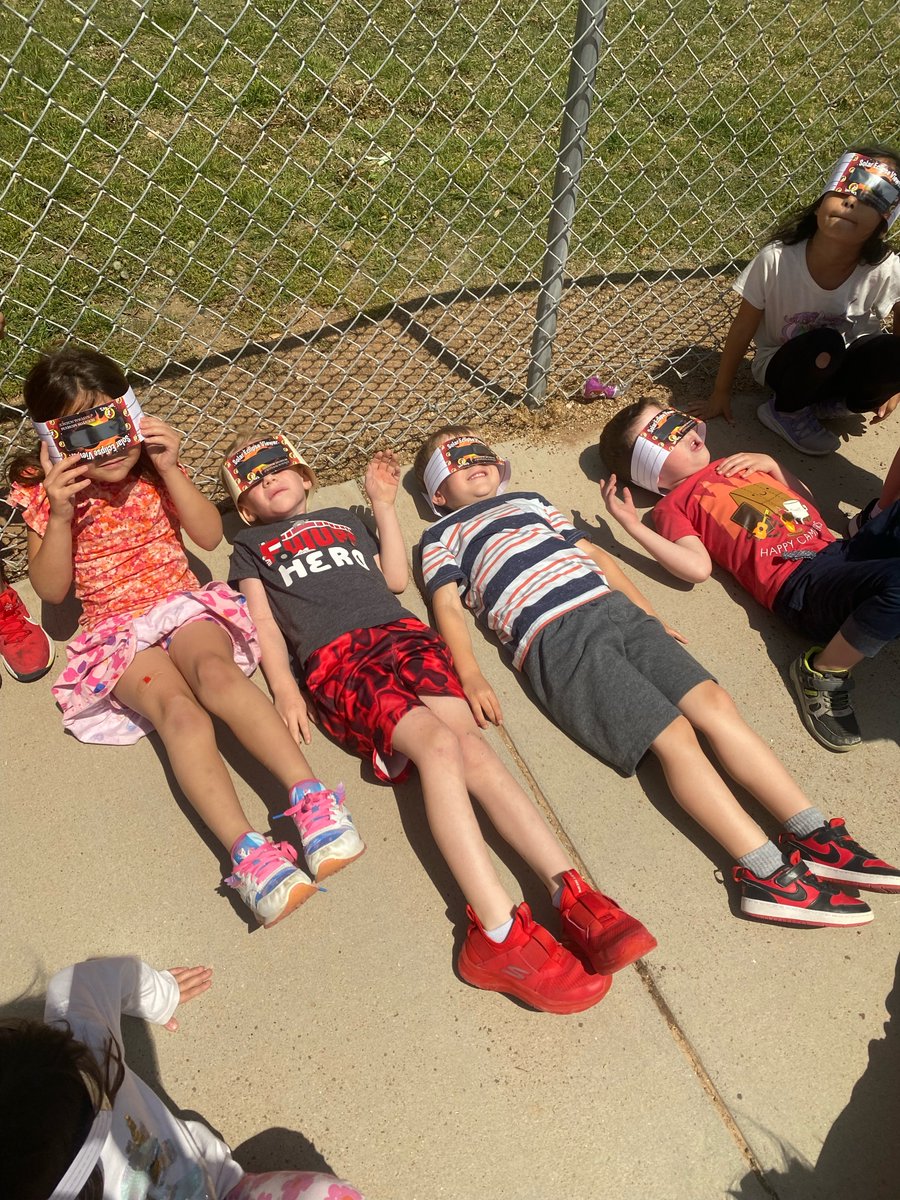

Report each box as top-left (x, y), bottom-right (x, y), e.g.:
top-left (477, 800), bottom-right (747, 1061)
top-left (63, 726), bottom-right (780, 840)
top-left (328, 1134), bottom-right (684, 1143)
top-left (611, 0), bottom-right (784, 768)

top-left (2, 404), bottom-right (898, 1199)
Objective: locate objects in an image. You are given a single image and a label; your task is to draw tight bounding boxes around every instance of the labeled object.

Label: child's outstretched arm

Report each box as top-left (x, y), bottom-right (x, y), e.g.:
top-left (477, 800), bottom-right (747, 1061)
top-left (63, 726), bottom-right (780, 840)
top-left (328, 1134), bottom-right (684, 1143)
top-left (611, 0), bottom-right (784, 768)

top-left (600, 475), bottom-right (713, 583)
top-left (431, 581), bottom-right (503, 727)
top-left (575, 538), bottom-right (686, 642)
top-left (240, 575), bottom-right (314, 745)
top-left (697, 297), bottom-right (763, 423)
top-left (141, 416), bottom-right (223, 551)
top-left (364, 450), bottom-right (408, 593)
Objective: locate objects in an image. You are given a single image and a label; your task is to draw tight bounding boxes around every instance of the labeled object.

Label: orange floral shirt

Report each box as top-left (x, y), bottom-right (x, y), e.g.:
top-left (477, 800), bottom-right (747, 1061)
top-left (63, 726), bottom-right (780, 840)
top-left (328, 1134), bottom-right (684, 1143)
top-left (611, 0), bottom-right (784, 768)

top-left (8, 469), bottom-right (199, 631)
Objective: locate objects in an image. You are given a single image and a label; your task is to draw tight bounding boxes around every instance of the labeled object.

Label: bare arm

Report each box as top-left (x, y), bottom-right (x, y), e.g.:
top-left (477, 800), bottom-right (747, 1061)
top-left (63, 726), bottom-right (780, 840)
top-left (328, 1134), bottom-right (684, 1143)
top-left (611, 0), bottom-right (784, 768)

top-left (27, 447), bottom-right (91, 602)
top-left (364, 451), bottom-right (408, 593)
top-left (576, 537), bottom-right (688, 642)
top-left (431, 580), bottom-right (503, 726)
top-left (239, 575), bottom-right (312, 745)
top-left (702, 297), bottom-right (763, 422)
top-left (141, 416), bottom-right (223, 551)
top-left (599, 475), bottom-right (713, 583)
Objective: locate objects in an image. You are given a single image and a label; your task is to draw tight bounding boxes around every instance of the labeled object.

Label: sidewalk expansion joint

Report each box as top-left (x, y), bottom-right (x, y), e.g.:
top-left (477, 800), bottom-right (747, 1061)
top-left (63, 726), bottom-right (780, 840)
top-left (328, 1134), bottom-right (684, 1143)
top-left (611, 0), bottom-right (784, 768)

top-left (495, 722), bottom-right (781, 1200)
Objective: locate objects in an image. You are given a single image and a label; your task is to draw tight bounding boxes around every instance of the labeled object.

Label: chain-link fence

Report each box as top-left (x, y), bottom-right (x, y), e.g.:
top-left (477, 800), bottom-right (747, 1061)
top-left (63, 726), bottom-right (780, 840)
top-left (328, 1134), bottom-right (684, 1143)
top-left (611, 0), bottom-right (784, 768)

top-left (2, 0), bottom-right (898, 571)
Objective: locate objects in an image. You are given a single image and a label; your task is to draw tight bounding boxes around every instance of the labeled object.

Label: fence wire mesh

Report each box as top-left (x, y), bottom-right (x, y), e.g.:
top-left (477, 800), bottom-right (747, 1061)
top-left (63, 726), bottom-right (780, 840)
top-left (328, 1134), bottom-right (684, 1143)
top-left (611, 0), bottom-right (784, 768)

top-left (1, 0), bottom-right (898, 575)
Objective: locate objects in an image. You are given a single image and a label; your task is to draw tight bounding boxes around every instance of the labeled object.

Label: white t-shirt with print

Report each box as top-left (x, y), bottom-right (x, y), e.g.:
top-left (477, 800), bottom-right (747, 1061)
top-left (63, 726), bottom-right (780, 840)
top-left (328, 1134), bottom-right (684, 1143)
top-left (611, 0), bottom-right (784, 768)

top-left (734, 240), bottom-right (900, 383)
top-left (45, 958), bottom-right (244, 1200)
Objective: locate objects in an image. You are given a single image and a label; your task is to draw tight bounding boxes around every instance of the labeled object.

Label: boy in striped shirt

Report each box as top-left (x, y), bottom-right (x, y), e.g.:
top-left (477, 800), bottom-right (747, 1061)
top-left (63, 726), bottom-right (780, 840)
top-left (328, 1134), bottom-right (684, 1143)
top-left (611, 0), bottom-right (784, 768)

top-left (415, 426), bottom-right (886, 928)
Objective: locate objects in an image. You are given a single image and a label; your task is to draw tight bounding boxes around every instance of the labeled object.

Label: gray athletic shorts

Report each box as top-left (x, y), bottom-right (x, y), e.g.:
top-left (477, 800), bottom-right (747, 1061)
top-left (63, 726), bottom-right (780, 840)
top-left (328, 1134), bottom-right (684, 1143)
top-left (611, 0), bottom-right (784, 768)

top-left (522, 591), bottom-right (713, 776)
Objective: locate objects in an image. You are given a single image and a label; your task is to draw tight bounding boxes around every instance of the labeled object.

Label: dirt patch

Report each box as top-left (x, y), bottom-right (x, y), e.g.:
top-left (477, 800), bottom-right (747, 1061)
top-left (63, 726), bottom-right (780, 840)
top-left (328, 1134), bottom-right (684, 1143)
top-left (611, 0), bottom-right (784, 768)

top-left (1, 274), bottom-right (753, 578)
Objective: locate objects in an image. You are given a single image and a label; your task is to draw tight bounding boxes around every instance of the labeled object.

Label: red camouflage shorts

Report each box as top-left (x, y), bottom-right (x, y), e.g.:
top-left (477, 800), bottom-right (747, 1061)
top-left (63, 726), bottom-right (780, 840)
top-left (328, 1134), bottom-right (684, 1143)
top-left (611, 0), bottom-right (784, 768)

top-left (303, 616), bottom-right (466, 782)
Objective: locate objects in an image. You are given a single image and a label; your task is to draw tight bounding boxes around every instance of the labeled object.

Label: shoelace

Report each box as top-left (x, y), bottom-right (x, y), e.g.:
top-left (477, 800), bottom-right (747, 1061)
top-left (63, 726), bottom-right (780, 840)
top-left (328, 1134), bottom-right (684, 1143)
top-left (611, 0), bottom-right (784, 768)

top-left (277, 784), bottom-right (346, 832)
top-left (225, 840), bottom-right (297, 888)
top-left (0, 595), bottom-right (32, 645)
top-left (786, 408), bottom-right (826, 439)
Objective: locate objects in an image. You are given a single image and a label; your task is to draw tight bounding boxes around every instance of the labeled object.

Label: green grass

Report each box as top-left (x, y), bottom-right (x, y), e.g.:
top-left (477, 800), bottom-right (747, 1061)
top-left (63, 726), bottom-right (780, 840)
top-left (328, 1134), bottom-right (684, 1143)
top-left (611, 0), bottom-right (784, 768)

top-left (0, 0), bottom-right (898, 388)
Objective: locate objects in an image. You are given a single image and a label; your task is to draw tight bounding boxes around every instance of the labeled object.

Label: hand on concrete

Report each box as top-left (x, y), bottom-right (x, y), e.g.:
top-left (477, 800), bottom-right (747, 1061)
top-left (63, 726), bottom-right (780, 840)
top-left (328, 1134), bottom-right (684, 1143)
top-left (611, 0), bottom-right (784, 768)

top-left (163, 965), bottom-right (213, 1031)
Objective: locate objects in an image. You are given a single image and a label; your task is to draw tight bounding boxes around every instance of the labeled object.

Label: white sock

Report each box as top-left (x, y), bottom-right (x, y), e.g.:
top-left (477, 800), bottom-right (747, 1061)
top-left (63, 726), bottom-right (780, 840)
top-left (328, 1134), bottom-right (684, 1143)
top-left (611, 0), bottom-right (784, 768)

top-left (484, 917), bottom-right (514, 943)
top-left (550, 883), bottom-right (564, 909)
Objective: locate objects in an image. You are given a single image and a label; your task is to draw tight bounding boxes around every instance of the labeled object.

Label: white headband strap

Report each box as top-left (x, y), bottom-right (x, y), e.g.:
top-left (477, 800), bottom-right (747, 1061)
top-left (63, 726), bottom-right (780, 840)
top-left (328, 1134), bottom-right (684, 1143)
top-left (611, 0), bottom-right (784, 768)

top-left (629, 409), bottom-right (705, 495)
top-left (422, 438), bottom-right (511, 516)
top-left (48, 1103), bottom-right (113, 1200)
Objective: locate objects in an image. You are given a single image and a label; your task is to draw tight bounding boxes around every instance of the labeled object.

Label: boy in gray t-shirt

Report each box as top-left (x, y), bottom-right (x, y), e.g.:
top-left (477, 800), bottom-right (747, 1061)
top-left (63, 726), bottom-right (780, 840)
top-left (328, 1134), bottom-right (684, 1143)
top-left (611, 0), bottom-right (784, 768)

top-left (224, 433), bottom-right (657, 1015)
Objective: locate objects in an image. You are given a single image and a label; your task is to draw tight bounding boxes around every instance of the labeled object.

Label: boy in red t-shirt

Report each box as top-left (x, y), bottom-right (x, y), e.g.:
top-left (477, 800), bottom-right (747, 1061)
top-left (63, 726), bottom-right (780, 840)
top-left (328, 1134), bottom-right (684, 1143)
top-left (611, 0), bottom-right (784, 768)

top-left (599, 401), bottom-right (900, 754)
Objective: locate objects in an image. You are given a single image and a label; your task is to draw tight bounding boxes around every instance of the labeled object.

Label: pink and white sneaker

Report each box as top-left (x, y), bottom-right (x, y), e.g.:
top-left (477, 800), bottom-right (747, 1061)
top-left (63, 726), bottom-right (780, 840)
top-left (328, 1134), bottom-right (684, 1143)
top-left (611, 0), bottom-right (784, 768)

top-left (225, 839), bottom-right (318, 928)
top-left (278, 782), bottom-right (366, 881)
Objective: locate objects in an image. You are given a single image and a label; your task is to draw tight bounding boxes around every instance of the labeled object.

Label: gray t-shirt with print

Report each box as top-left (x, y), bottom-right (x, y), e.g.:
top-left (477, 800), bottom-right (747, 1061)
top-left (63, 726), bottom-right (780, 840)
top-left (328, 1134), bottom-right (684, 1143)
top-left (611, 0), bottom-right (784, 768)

top-left (229, 507), bottom-right (414, 665)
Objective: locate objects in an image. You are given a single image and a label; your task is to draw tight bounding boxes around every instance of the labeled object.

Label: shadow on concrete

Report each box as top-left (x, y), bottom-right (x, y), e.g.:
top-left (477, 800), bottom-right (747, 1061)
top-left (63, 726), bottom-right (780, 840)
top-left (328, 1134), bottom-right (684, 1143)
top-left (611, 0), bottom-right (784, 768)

top-left (232, 1127), bottom-right (338, 1177)
top-left (728, 950), bottom-right (900, 1200)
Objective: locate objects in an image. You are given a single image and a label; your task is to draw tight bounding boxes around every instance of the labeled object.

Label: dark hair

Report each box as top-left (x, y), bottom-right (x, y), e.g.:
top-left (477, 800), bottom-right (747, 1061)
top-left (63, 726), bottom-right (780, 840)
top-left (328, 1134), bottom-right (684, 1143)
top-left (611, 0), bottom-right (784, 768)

top-left (765, 143), bottom-right (900, 264)
top-left (0, 1018), bottom-right (125, 1200)
top-left (412, 423), bottom-right (477, 493)
top-left (8, 345), bottom-right (132, 489)
top-left (598, 400), bottom-right (662, 483)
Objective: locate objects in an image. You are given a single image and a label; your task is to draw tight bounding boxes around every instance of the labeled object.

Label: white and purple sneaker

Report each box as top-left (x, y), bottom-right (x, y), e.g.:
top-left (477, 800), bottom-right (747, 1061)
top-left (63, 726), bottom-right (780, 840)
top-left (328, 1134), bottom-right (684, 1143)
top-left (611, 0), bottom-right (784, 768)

top-left (279, 782), bottom-right (366, 881)
top-left (225, 837), bottom-right (318, 928)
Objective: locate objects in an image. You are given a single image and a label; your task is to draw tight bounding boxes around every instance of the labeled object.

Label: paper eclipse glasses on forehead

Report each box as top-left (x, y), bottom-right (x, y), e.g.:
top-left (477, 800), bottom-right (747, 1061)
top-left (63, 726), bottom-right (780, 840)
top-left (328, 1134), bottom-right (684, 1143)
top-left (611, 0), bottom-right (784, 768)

top-left (822, 153), bottom-right (900, 227)
top-left (222, 435), bottom-right (315, 503)
top-left (630, 408), bottom-right (705, 495)
top-left (422, 435), bottom-right (511, 514)
top-left (33, 388), bottom-right (144, 464)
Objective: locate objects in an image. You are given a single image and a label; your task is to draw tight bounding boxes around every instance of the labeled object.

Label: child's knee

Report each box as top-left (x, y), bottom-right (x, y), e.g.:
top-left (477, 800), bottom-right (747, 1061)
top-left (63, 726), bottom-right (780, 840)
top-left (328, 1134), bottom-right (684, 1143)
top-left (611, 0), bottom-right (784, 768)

top-left (652, 713), bottom-right (699, 757)
top-left (683, 679), bottom-right (738, 727)
top-left (190, 651), bottom-right (243, 698)
top-left (156, 690), bottom-right (214, 738)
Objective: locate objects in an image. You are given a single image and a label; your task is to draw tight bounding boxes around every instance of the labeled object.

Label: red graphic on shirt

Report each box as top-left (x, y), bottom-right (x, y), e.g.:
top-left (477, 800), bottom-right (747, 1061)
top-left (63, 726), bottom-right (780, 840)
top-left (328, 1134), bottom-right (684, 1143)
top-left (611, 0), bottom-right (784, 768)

top-left (258, 519), bottom-right (357, 566)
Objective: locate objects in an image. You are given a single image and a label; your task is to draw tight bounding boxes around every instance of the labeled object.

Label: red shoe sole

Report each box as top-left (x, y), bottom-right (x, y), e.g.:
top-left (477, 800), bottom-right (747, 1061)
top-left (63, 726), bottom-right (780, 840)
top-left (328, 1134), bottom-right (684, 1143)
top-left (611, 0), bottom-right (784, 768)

top-left (457, 955), bottom-right (612, 1014)
top-left (565, 929), bottom-right (658, 975)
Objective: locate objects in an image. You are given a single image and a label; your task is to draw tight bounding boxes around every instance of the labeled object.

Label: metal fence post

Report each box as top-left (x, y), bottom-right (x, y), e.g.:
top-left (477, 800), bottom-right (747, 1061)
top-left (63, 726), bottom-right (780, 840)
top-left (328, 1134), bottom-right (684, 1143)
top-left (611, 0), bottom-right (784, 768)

top-left (525, 0), bottom-right (608, 408)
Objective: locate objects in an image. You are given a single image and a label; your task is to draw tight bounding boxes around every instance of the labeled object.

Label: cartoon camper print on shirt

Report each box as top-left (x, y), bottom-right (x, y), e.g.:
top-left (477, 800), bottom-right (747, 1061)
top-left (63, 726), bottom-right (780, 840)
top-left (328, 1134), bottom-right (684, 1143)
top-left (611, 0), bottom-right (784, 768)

top-left (121, 1113), bottom-right (212, 1200)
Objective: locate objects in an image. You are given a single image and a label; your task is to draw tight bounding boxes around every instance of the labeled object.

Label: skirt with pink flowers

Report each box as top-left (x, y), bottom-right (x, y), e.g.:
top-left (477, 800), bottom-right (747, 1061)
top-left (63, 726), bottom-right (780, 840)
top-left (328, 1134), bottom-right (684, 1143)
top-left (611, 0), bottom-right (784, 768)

top-left (53, 582), bottom-right (260, 746)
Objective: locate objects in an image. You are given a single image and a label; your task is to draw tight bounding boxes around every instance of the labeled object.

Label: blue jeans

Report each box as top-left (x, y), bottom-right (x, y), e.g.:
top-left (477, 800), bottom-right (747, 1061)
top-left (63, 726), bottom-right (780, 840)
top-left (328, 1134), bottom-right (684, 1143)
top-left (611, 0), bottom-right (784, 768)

top-left (773, 501), bottom-right (900, 655)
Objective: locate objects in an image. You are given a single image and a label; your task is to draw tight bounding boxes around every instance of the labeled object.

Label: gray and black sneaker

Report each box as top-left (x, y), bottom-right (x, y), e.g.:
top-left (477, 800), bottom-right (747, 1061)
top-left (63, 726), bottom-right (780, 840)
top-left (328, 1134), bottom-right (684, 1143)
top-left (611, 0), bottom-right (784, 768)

top-left (789, 647), bottom-right (861, 751)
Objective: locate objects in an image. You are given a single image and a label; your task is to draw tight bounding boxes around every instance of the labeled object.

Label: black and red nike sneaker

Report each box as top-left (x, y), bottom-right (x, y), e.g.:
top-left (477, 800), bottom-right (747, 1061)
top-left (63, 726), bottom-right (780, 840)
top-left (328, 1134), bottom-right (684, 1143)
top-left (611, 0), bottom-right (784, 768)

top-left (780, 819), bottom-right (900, 894)
top-left (733, 851), bottom-right (873, 927)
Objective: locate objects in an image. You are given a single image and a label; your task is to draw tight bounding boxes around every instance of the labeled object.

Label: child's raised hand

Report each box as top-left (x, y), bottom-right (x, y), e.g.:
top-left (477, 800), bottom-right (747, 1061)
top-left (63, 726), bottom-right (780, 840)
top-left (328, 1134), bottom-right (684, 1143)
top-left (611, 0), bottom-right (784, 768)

top-left (140, 416), bottom-right (182, 476)
top-left (162, 965), bottom-right (213, 1031)
top-left (600, 475), bottom-right (639, 530)
top-left (688, 388), bottom-right (734, 424)
top-left (715, 452), bottom-right (775, 478)
top-left (364, 450), bottom-right (401, 506)
top-left (39, 442), bottom-right (91, 521)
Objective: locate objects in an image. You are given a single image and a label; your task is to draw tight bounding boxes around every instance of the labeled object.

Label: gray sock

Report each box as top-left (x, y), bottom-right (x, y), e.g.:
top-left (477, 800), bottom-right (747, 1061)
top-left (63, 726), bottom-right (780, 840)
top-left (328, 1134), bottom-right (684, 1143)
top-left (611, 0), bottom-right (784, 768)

top-left (783, 807), bottom-right (827, 839)
top-left (739, 840), bottom-right (785, 879)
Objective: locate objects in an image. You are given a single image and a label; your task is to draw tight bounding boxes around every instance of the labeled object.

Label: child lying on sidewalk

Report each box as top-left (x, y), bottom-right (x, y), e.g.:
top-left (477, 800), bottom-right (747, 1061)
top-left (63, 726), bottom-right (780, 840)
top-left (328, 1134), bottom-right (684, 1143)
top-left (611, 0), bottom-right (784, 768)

top-left (223, 432), bottom-right (655, 1014)
top-left (599, 401), bottom-right (900, 754)
top-left (413, 426), bottom-right (900, 927)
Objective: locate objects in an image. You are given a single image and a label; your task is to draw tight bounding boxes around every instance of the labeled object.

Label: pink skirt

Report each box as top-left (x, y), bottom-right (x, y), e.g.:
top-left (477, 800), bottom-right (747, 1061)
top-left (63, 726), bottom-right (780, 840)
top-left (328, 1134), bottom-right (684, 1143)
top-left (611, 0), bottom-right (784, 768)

top-left (52, 582), bottom-right (260, 745)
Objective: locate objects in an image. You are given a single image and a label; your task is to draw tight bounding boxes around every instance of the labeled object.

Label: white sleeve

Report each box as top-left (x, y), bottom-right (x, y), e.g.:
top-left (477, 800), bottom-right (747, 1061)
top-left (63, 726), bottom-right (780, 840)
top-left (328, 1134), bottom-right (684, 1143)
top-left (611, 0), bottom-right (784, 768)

top-left (44, 958), bottom-right (180, 1047)
top-left (733, 245), bottom-right (775, 310)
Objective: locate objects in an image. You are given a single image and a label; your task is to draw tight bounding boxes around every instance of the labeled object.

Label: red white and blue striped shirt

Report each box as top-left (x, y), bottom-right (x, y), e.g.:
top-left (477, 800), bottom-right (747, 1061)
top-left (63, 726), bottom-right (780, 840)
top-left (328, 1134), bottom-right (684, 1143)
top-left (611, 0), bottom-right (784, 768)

top-left (419, 492), bottom-right (611, 668)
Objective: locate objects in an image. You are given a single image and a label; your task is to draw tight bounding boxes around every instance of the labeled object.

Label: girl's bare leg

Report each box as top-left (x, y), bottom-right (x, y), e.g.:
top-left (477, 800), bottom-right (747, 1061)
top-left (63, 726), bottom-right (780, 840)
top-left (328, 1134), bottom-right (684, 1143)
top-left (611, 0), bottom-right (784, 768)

top-left (167, 621), bottom-right (314, 788)
top-left (113, 647), bottom-right (254, 850)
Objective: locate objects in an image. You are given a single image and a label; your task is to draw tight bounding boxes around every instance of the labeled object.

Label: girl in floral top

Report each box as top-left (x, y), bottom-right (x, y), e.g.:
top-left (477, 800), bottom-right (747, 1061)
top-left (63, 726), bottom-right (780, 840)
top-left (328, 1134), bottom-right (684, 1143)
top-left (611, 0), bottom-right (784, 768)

top-left (7, 346), bottom-right (365, 929)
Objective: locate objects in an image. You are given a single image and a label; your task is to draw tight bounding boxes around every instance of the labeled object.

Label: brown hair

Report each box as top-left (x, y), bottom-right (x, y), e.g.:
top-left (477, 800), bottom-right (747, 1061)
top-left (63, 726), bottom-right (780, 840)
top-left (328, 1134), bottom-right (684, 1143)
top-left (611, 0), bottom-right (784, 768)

top-left (412, 423), bottom-right (477, 494)
top-left (597, 399), bottom-right (663, 483)
top-left (7, 345), bottom-right (133, 490)
top-left (0, 1018), bottom-right (125, 1200)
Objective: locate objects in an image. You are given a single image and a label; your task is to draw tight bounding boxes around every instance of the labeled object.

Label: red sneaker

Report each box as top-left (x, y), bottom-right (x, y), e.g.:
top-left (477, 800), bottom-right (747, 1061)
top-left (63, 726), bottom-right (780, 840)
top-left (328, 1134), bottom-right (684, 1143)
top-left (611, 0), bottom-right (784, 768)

top-left (780, 819), bottom-right (900, 893)
top-left (734, 850), bottom-right (873, 927)
top-left (557, 869), bottom-right (657, 974)
top-left (457, 903), bottom-right (611, 1014)
top-left (0, 584), bottom-right (55, 682)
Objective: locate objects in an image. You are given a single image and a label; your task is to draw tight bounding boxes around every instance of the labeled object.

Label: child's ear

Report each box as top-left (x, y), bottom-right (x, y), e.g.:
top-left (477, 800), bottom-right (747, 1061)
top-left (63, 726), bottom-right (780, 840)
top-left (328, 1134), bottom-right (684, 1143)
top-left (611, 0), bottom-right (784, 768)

top-left (236, 497), bottom-right (257, 526)
top-left (431, 487), bottom-right (448, 509)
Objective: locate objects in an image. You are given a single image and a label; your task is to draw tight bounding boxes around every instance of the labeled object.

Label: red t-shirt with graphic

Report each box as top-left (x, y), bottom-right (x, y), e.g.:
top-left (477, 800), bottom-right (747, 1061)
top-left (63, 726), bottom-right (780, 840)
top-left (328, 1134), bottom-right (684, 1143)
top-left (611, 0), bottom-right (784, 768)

top-left (652, 460), bottom-right (835, 610)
